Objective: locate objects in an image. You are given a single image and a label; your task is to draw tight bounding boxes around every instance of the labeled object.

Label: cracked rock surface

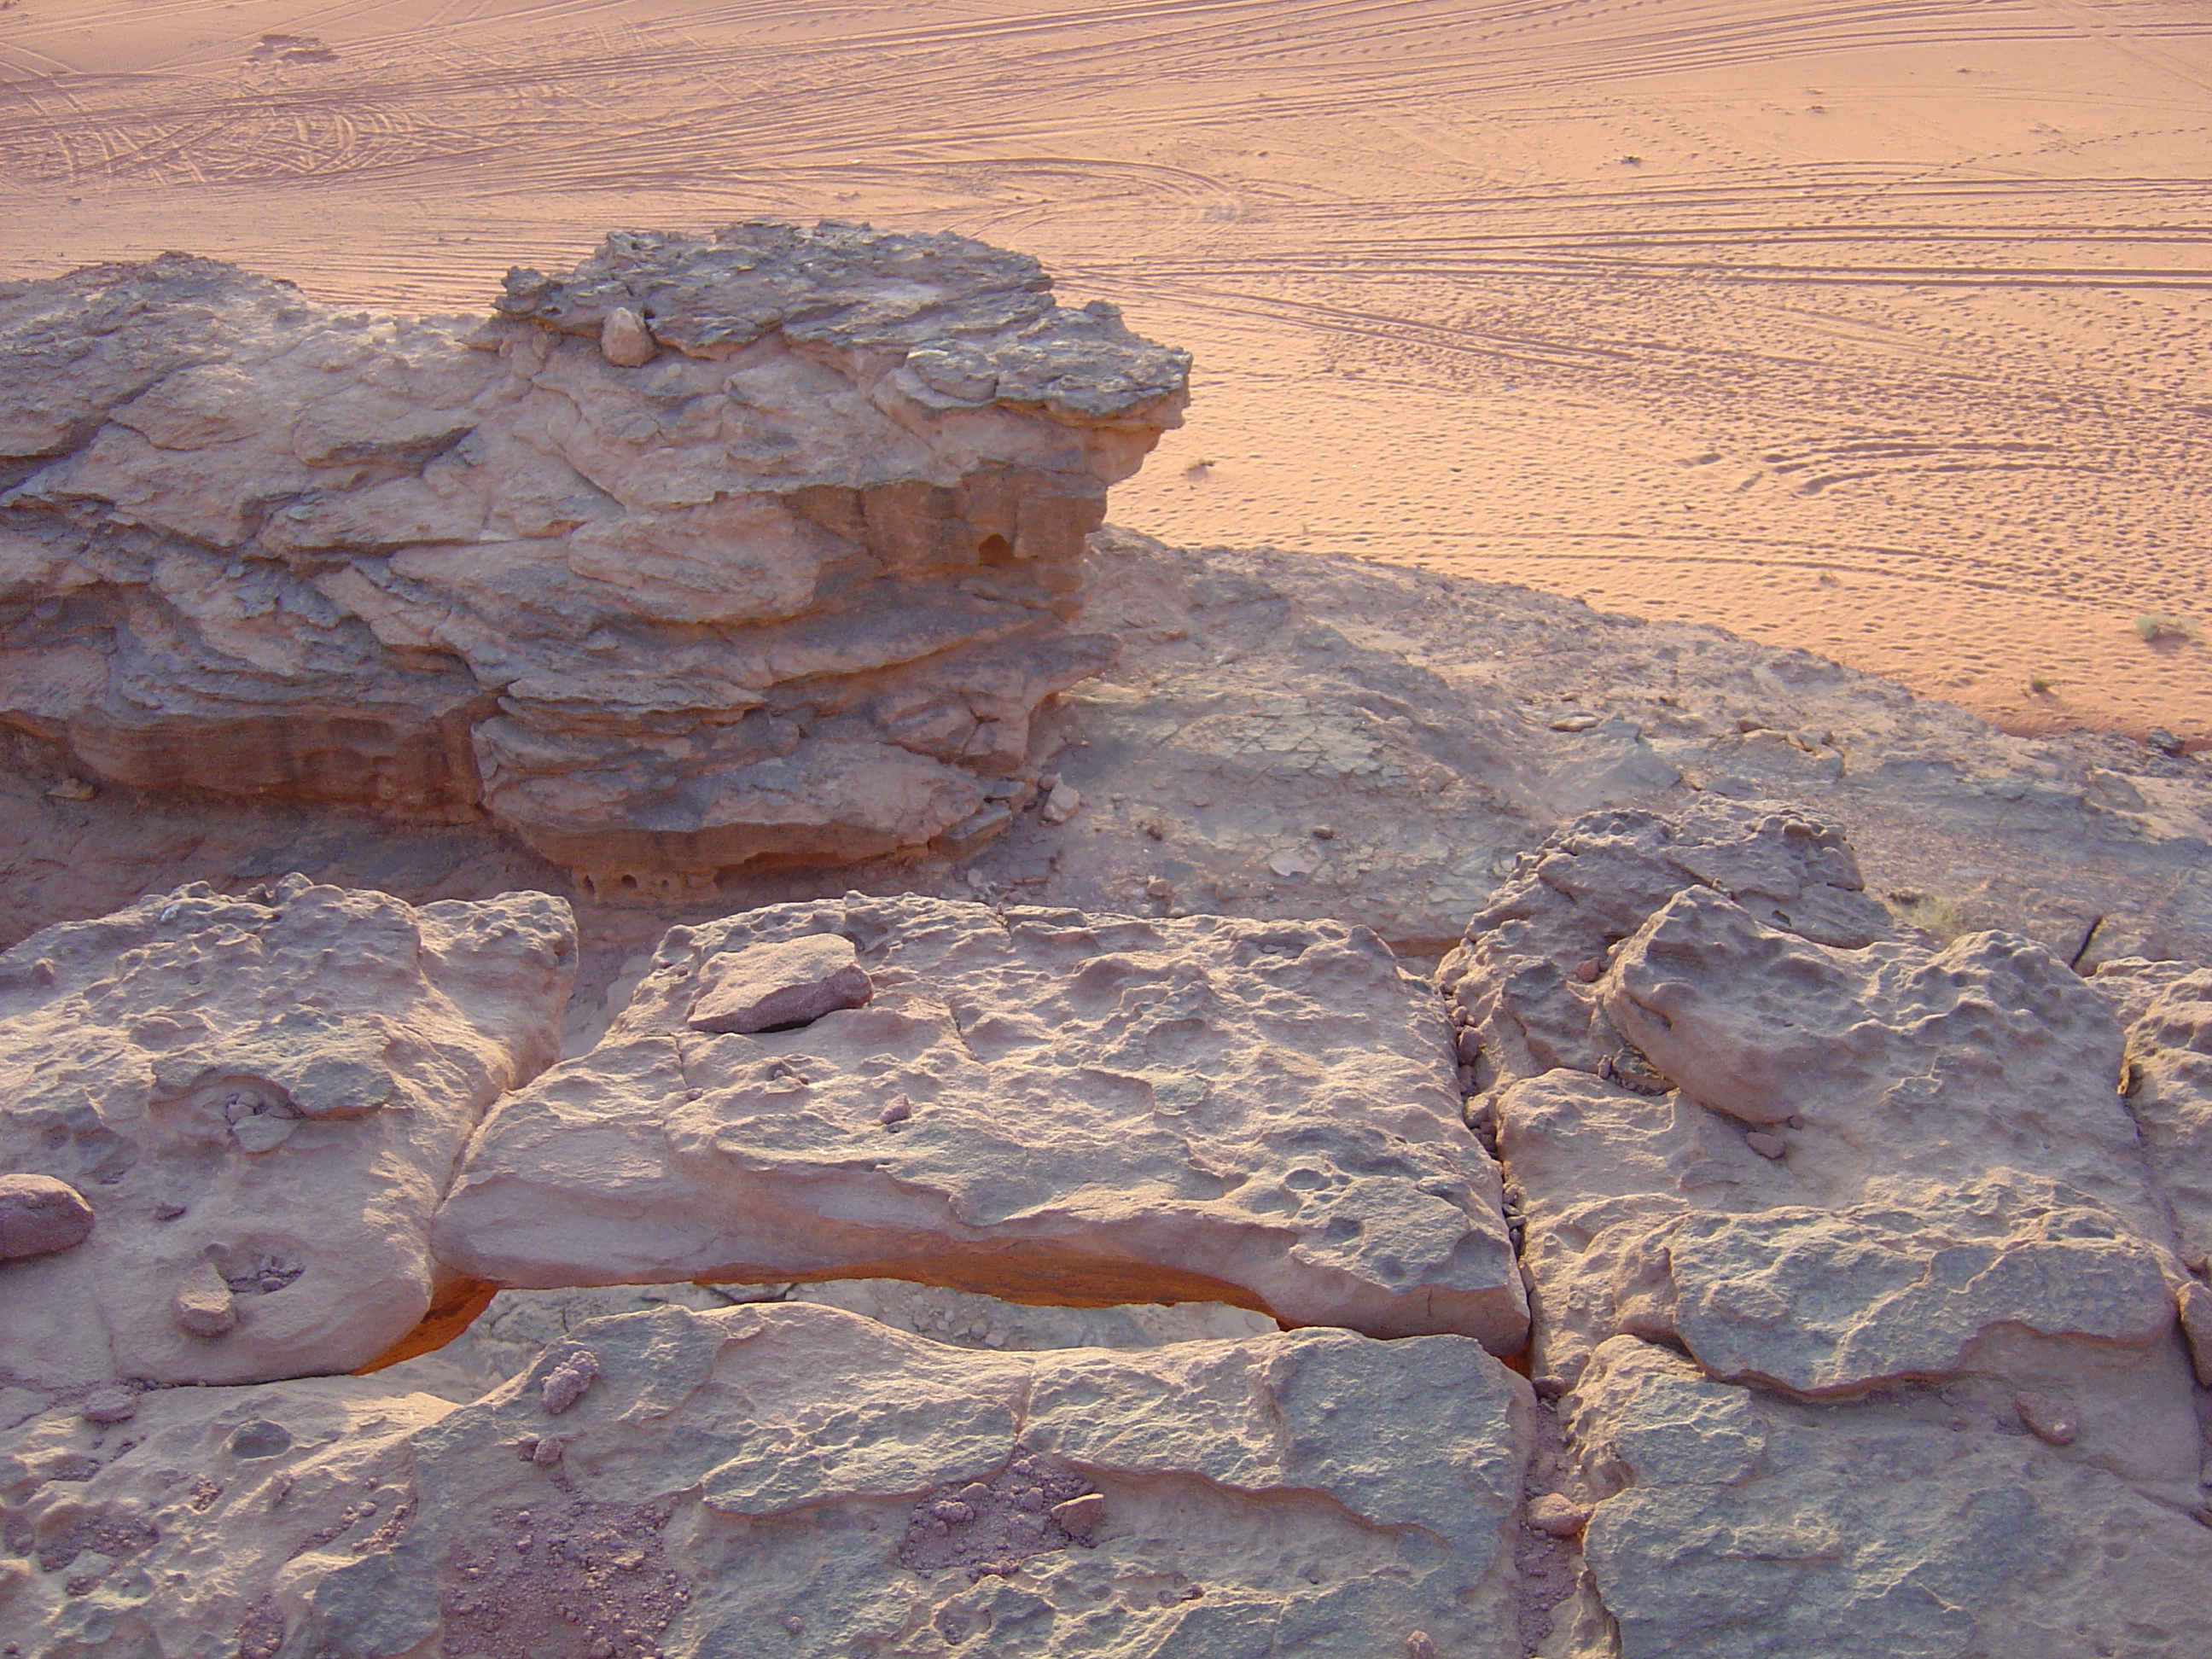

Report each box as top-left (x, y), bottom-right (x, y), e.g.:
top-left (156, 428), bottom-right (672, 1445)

top-left (1458, 807), bottom-right (2212, 1657)
top-left (0, 876), bottom-right (573, 1394)
top-left (434, 893), bottom-right (1526, 1348)
top-left (0, 224), bottom-right (1186, 893)
top-left (0, 1301), bottom-right (1532, 1659)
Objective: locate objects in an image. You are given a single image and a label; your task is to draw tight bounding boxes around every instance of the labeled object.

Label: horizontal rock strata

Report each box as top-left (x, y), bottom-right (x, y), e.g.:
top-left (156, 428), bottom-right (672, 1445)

top-left (0, 224), bottom-right (1187, 891)
top-left (0, 876), bottom-right (573, 1392)
top-left (0, 1302), bottom-right (1533, 1658)
top-left (434, 893), bottom-right (1528, 1348)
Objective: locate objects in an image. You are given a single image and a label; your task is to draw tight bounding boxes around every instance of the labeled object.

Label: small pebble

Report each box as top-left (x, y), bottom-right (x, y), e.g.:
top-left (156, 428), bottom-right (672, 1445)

top-left (784, 1615), bottom-right (803, 1635)
top-left (880, 1094), bottom-right (913, 1126)
top-left (1145, 876), bottom-right (1174, 899)
top-left (79, 1386), bottom-right (137, 1424)
top-left (1527, 1493), bottom-right (1592, 1537)
top-left (1572, 956), bottom-right (1603, 983)
top-left (1407, 1635), bottom-right (1437, 1659)
top-left (1050, 1493), bottom-right (1104, 1539)
top-left (2015, 1391), bottom-right (2078, 1447)
top-left (1744, 1131), bottom-right (1788, 1160)
top-left (1549, 713), bottom-right (1599, 733)
top-left (1311, 824), bottom-right (1334, 840)
top-left (542, 1349), bottom-right (602, 1415)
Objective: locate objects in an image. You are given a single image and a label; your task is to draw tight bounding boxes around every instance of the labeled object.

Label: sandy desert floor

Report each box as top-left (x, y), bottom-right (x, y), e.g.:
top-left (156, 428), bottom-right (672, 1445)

top-left (2, 0), bottom-right (2206, 744)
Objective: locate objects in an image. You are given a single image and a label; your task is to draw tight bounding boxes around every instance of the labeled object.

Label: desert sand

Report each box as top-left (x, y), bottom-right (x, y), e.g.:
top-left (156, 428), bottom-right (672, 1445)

top-left (3, 0), bottom-right (2205, 745)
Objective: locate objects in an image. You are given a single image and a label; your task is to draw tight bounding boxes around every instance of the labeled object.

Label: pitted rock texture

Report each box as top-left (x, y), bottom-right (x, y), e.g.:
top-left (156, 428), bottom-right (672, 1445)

top-left (0, 224), bottom-right (1187, 892)
top-left (1475, 827), bottom-right (2192, 1395)
top-left (0, 875), bottom-right (573, 1393)
top-left (1556, 1336), bottom-right (2212, 1659)
top-left (434, 893), bottom-right (1526, 1348)
top-left (0, 1301), bottom-right (1533, 1659)
top-left (1435, 802), bottom-right (1893, 1103)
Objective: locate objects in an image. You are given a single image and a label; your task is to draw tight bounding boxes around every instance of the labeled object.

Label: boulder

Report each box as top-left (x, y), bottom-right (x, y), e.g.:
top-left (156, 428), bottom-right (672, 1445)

top-left (0, 1303), bottom-right (1534, 1659)
top-left (434, 893), bottom-right (1527, 1348)
top-left (1560, 1336), bottom-right (2212, 1659)
top-left (0, 876), bottom-right (574, 1393)
top-left (0, 224), bottom-right (1188, 891)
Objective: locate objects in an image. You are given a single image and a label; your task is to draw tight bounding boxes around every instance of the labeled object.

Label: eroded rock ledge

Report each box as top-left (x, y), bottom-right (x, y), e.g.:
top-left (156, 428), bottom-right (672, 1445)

top-left (0, 224), bottom-right (1188, 894)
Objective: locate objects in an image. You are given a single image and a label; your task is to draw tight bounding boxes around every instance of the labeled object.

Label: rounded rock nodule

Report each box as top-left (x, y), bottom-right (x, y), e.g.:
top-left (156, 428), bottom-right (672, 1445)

top-left (0, 1173), bottom-right (95, 1260)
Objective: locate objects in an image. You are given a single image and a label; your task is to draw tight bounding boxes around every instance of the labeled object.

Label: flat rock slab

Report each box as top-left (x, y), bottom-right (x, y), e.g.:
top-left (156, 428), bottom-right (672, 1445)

top-left (686, 933), bottom-right (874, 1033)
top-left (0, 1303), bottom-right (1534, 1659)
top-left (0, 875), bottom-right (574, 1393)
top-left (434, 894), bottom-right (1527, 1348)
top-left (1560, 1336), bottom-right (2212, 1659)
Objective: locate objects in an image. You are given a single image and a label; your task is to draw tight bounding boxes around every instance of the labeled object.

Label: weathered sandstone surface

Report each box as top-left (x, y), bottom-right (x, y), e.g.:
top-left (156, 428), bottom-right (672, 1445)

top-left (0, 876), bottom-right (573, 1396)
top-left (0, 224), bottom-right (1186, 893)
top-left (1, 1301), bottom-right (1531, 1659)
top-left (1551, 1336), bottom-right (2212, 1659)
top-left (1454, 808), bottom-right (2212, 1655)
top-left (434, 893), bottom-right (1526, 1348)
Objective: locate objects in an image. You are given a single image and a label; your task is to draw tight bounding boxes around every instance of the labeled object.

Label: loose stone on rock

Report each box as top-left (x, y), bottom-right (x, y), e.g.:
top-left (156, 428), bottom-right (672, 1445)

top-left (541, 1348), bottom-right (602, 1414)
top-left (175, 1261), bottom-right (236, 1337)
top-left (0, 1173), bottom-right (95, 1258)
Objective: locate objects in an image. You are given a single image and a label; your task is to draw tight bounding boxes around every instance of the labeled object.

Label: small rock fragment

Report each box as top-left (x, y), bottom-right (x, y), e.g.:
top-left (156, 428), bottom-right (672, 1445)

top-left (880, 1094), bottom-right (913, 1126)
top-left (2013, 1391), bottom-right (2078, 1447)
top-left (1267, 850), bottom-right (1312, 880)
top-left (784, 1615), bottom-right (803, 1635)
top-left (79, 1386), bottom-right (137, 1424)
top-left (1454, 1027), bottom-right (1484, 1067)
top-left (1406, 1634), bottom-right (1437, 1659)
top-left (0, 1173), bottom-right (95, 1259)
top-left (1744, 1131), bottom-right (1788, 1160)
top-left (2179, 1281), bottom-right (2212, 1388)
top-left (1573, 956), bottom-right (1604, 983)
top-left (541, 1348), bottom-right (602, 1414)
top-left (1145, 876), bottom-right (1174, 899)
top-left (532, 1435), bottom-right (565, 1466)
top-left (1312, 824), bottom-right (1335, 840)
top-left (687, 935), bottom-right (872, 1034)
top-left (1039, 783), bottom-right (1083, 825)
top-left (175, 1261), bottom-right (236, 1337)
top-left (1049, 1493), bottom-right (1104, 1539)
top-left (44, 777), bottom-right (95, 800)
top-left (1526, 1493), bottom-right (1592, 1537)
top-left (599, 306), bottom-right (656, 367)
top-left (1550, 713), bottom-right (1600, 733)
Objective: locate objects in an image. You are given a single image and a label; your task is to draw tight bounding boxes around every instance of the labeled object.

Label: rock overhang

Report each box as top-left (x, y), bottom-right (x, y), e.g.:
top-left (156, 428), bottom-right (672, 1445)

top-left (0, 224), bottom-right (1190, 893)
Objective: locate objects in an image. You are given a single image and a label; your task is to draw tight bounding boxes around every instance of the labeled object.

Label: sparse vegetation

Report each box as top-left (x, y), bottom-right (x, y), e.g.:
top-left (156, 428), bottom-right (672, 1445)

top-left (2029, 673), bottom-right (2053, 695)
top-left (1887, 890), bottom-right (1970, 941)
top-left (2134, 613), bottom-right (2197, 643)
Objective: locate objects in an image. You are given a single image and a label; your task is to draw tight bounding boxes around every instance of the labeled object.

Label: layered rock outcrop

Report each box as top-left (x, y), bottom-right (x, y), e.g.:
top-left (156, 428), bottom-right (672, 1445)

top-left (434, 893), bottom-right (1528, 1349)
top-left (0, 224), bottom-right (1187, 892)
top-left (0, 1302), bottom-right (1532, 1659)
top-left (0, 876), bottom-right (573, 1395)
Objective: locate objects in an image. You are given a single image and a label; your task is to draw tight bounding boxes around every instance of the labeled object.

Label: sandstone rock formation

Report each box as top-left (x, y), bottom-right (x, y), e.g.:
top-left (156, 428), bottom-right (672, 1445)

top-left (0, 224), bottom-right (1187, 894)
top-left (434, 893), bottom-right (1527, 1348)
top-left (1443, 807), bottom-right (2212, 1654)
top-left (0, 1302), bottom-right (1532, 1659)
top-left (1555, 1336), bottom-right (2212, 1659)
top-left (0, 876), bottom-right (573, 1395)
